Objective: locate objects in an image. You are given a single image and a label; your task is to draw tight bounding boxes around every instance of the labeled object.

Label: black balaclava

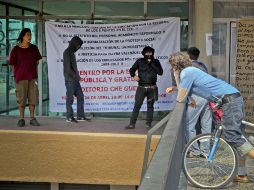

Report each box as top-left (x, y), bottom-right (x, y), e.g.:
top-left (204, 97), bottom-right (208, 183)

top-left (142, 46), bottom-right (155, 62)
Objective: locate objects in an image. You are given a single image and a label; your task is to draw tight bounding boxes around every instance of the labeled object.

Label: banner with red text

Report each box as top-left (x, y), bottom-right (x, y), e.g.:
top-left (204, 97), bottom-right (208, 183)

top-left (45, 18), bottom-right (180, 112)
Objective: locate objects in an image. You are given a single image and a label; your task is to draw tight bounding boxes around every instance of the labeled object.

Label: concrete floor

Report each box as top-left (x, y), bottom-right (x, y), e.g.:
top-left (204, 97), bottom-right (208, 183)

top-left (0, 115), bottom-right (163, 135)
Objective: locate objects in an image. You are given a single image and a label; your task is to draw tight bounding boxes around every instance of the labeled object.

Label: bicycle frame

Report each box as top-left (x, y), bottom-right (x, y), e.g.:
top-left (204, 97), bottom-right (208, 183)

top-left (208, 126), bottom-right (223, 161)
top-left (183, 96), bottom-right (254, 189)
top-left (207, 120), bottom-right (254, 162)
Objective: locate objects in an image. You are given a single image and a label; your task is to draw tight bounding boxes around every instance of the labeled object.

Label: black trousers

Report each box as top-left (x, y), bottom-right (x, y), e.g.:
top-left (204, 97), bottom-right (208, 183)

top-left (130, 86), bottom-right (156, 125)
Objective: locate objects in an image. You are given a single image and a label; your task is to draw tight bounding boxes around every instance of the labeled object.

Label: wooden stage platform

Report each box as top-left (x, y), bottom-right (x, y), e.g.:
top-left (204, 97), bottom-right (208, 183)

top-left (0, 116), bottom-right (161, 186)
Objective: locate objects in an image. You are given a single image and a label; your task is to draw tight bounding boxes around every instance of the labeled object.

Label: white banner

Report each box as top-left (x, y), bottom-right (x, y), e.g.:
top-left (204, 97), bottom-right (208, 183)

top-left (45, 18), bottom-right (180, 112)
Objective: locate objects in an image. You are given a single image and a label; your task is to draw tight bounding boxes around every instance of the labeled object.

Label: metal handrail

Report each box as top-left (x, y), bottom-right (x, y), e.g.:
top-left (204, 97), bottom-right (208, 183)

top-left (138, 102), bottom-right (186, 190)
top-left (242, 120), bottom-right (254, 128)
top-left (140, 113), bottom-right (171, 180)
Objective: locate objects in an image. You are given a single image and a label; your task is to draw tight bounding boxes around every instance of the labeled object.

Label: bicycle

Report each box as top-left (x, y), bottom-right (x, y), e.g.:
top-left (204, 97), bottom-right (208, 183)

top-left (182, 96), bottom-right (254, 189)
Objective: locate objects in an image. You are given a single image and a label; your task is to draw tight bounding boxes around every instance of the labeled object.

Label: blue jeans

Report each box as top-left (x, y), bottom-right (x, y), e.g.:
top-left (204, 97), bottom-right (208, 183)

top-left (221, 96), bottom-right (246, 148)
top-left (185, 94), bottom-right (212, 155)
top-left (65, 81), bottom-right (84, 119)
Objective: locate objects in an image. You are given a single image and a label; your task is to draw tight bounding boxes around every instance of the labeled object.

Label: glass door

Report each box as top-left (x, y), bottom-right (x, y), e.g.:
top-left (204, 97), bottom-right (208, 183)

top-left (0, 18), bottom-right (8, 113)
top-left (0, 18), bottom-right (37, 115)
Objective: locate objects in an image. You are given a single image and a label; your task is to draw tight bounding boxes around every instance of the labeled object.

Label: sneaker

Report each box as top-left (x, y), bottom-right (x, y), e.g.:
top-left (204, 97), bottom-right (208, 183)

top-left (186, 151), bottom-right (199, 158)
top-left (233, 175), bottom-right (249, 183)
top-left (234, 175), bottom-right (249, 183)
top-left (85, 117), bottom-right (92, 122)
top-left (125, 124), bottom-right (135, 129)
top-left (30, 118), bottom-right (40, 126)
top-left (84, 113), bottom-right (93, 121)
top-left (145, 122), bottom-right (152, 129)
top-left (66, 117), bottom-right (78, 123)
top-left (77, 117), bottom-right (86, 121)
top-left (77, 117), bottom-right (91, 122)
top-left (17, 119), bottom-right (25, 127)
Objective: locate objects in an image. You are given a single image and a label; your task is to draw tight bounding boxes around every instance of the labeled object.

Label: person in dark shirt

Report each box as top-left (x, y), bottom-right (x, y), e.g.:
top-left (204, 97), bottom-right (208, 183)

top-left (9, 28), bottom-right (42, 127)
top-left (126, 46), bottom-right (163, 129)
top-left (63, 36), bottom-right (90, 123)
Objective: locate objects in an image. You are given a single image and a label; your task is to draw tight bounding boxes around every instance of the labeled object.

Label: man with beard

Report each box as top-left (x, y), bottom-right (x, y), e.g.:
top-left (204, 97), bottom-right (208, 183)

top-left (126, 46), bottom-right (163, 129)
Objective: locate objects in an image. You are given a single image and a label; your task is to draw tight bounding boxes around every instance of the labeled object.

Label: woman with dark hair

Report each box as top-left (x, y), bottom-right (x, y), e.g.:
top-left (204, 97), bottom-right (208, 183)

top-left (8, 28), bottom-right (42, 127)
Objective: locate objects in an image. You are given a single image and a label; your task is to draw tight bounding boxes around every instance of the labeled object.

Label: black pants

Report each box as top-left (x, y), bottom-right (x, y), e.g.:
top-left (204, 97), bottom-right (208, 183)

top-left (130, 86), bottom-right (156, 125)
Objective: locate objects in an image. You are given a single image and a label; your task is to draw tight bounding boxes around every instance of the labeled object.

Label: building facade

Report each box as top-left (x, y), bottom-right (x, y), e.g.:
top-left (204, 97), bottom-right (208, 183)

top-left (0, 1), bottom-right (254, 190)
top-left (0, 0), bottom-right (253, 115)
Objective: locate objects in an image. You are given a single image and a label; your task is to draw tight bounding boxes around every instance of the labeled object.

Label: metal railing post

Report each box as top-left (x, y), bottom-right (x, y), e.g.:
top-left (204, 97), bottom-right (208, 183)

top-left (140, 113), bottom-right (170, 180)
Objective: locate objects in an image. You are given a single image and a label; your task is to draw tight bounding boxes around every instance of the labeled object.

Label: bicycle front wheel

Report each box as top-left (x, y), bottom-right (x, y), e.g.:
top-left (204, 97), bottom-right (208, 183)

top-left (182, 133), bottom-right (238, 189)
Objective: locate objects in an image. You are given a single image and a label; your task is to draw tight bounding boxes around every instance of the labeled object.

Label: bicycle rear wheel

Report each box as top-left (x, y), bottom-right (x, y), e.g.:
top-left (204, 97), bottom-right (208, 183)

top-left (182, 133), bottom-right (238, 189)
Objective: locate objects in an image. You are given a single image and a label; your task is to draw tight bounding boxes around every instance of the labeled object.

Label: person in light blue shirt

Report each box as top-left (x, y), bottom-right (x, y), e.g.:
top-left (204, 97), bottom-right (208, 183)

top-left (169, 52), bottom-right (254, 182)
top-left (179, 66), bottom-right (239, 100)
top-left (166, 47), bottom-right (212, 158)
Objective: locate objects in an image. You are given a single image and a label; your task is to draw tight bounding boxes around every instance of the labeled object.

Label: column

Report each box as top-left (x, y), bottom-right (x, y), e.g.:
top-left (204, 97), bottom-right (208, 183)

top-left (193, 0), bottom-right (213, 71)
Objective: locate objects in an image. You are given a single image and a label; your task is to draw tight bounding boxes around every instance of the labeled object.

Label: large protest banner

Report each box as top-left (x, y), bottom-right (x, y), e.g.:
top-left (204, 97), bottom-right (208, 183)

top-left (45, 18), bottom-right (180, 112)
top-left (236, 19), bottom-right (254, 122)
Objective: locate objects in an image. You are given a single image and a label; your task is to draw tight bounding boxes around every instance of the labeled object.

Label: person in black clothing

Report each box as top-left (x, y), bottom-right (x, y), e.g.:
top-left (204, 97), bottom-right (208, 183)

top-left (63, 36), bottom-right (90, 123)
top-left (126, 46), bottom-right (163, 129)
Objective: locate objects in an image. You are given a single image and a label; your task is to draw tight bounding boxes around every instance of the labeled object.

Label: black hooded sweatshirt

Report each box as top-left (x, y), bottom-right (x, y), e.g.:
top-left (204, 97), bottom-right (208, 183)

top-left (129, 46), bottom-right (163, 86)
top-left (63, 36), bottom-right (83, 82)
